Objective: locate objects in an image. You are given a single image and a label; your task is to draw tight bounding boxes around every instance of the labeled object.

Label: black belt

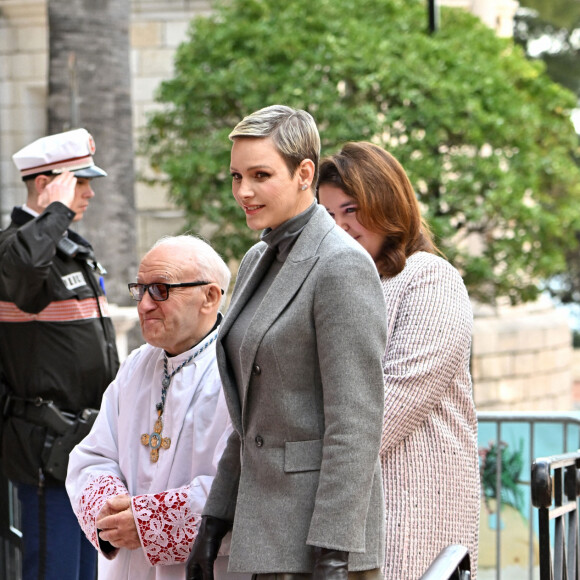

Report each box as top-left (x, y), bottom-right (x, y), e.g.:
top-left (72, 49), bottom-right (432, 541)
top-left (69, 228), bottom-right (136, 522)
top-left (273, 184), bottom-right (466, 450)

top-left (4, 395), bottom-right (77, 435)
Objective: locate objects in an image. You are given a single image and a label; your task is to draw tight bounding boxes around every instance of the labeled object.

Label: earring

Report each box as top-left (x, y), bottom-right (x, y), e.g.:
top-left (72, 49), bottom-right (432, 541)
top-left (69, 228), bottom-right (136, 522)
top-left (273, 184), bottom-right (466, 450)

top-left (301, 184), bottom-right (308, 191)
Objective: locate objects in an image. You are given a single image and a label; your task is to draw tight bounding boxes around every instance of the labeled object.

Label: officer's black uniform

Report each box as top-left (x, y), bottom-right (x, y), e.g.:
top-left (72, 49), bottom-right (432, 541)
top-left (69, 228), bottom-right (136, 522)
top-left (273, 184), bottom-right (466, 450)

top-left (0, 201), bottom-right (119, 484)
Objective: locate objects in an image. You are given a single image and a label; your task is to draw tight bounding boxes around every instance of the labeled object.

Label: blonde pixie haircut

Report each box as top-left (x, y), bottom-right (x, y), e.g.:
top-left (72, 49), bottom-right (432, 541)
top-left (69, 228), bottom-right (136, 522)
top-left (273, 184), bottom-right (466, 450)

top-left (229, 105), bottom-right (321, 183)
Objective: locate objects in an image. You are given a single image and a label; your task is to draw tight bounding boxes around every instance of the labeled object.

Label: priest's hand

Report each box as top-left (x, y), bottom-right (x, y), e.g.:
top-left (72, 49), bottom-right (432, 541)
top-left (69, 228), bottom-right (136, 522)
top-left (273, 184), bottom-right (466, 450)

top-left (186, 515), bottom-right (232, 580)
top-left (96, 494), bottom-right (142, 550)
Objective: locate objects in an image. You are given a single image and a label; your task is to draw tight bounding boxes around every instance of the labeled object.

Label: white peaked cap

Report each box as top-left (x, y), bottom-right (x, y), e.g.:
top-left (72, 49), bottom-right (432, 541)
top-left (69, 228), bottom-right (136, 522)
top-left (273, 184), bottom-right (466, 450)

top-left (12, 128), bottom-right (107, 179)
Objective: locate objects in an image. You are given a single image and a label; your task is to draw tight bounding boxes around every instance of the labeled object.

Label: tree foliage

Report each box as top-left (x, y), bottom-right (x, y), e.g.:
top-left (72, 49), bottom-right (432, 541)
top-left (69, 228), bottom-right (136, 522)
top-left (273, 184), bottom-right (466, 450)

top-left (515, 0), bottom-right (580, 95)
top-left (143, 0), bottom-right (580, 304)
top-left (515, 0), bottom-right (580, 306)
top-left (517, 0), bottom-right (580, 31)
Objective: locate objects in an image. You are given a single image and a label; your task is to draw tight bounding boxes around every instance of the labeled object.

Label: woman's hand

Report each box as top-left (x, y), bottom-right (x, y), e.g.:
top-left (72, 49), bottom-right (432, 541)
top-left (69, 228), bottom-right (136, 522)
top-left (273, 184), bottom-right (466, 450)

top-left (186, 515), bottom-right (232, 580)
top-left (312, 547), bottom-right (349, 580)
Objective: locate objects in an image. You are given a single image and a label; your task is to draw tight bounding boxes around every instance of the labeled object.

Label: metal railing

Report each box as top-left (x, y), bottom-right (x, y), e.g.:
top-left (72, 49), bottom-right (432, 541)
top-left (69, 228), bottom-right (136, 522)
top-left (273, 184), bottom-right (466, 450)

top-left (477, 411), bottom-right (580, 580)
top-left (531, 451), bottom-right (580, 580)
top-left (0, 473), bottom-right (21, 580)
top-left (2, 411), bottom-right (580, 580)
top-left (420, 545), bottom-right (471, 579)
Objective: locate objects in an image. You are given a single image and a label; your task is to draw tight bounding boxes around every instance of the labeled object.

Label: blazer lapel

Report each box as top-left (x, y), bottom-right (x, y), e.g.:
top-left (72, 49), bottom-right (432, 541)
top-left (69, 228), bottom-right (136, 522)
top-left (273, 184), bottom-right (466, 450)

top-left (220, 245), bottom-right (277, 338)
top-left (237, 256), bottom-right (318, 395)
top-left (217, 244), bottom-right (277, 434)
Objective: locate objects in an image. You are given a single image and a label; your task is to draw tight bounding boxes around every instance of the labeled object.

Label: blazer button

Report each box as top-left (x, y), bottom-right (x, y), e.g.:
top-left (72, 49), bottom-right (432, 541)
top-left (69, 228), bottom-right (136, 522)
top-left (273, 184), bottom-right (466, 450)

top-left (252, 364), bottom-right (261, 376)
top-left (255, 435), bottom-right (264, 447)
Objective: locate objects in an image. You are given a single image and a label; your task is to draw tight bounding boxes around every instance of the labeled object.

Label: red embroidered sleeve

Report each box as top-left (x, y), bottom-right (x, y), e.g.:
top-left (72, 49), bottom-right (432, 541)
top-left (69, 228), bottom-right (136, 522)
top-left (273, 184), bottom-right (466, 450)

top-left (76, 474), bottom-right (129, 554)
top-left (132, 487), bottom-right (200, 566)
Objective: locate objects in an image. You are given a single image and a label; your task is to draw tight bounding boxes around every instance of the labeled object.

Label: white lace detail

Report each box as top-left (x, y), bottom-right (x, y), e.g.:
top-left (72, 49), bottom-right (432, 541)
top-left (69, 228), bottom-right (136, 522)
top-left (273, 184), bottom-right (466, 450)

top-left (76, 474), bottom-right (129, 551)
top-left (132, 487), bottom-right (200, 566)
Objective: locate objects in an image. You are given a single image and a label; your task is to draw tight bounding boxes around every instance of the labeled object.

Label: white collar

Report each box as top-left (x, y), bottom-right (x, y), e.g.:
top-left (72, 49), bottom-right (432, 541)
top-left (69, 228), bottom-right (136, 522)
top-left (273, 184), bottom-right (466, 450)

top-left (21, 204), bottom-right (40, 217)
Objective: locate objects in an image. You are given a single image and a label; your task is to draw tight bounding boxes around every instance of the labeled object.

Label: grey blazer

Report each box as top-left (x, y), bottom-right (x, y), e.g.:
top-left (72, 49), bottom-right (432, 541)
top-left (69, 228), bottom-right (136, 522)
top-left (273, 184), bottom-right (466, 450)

top-left (204, 205), bottom-right (387, 573)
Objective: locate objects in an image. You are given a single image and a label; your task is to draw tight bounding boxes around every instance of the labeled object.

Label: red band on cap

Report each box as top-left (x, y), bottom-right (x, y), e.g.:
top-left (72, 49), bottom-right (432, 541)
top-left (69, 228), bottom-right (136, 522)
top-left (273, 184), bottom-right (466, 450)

top-left (20, 154), bottom-right (95, 177)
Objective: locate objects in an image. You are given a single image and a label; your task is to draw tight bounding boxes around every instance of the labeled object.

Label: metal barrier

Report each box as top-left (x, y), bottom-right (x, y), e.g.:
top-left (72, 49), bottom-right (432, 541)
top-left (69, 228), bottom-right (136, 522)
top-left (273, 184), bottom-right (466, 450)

top-left (531, 451), bottom-right (580, 580)
top-left (419, 545), bottom-right (471, 579)
top-left (477, 411), bottom-right (580, 580)
top-left (0, 472), bottom-right (21, 580)
top-left (1, 411), bottom-right (579, 579)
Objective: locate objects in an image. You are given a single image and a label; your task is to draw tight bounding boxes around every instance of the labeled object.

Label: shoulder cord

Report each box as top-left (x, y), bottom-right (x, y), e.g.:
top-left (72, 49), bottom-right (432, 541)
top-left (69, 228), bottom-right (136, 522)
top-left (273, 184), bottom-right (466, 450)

top-left (80, 256), bottom-right (118, 379)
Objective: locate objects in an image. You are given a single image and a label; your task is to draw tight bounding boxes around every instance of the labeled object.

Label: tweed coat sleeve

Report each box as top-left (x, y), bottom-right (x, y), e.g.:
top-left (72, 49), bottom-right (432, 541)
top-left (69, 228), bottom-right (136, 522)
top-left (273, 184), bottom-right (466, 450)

top-left (380, 254), bottom-right (473, 455)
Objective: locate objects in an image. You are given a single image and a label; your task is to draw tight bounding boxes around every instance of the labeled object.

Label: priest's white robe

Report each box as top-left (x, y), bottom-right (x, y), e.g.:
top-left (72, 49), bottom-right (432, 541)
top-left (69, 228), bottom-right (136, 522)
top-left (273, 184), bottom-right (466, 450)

top-left (66, 330), bottom-right (235, 580)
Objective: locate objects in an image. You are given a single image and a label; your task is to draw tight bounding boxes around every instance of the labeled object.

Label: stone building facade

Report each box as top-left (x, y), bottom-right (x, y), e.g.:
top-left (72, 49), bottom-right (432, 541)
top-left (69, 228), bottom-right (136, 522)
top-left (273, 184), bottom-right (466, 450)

top-left (445, 0), bottom-right (519, 37)
top-left (0, 0), bottom-right (213, 258)
top-left (473, 297), bottom-right (572, 411)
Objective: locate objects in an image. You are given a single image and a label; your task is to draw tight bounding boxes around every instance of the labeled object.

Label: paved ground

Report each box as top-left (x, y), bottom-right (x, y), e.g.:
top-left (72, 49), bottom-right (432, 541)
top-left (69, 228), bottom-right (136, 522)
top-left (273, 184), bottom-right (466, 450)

top-left (479, 565), bottom-right (539, 579)
top-left (478, 497), bottom-right (540, 579)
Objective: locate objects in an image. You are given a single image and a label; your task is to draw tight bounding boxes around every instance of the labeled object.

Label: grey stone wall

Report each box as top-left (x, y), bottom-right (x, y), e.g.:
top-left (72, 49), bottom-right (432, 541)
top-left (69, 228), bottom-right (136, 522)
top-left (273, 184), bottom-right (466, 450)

top-left (472, 297), bottom-right (573, 411)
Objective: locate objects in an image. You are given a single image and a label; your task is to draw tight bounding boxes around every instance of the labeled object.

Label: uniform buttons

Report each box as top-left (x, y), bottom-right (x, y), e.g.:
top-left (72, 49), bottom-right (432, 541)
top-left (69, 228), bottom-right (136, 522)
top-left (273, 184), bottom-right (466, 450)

top-left (255, 435), bottom-right (264, 447)
top-left (252, 364), bottom-right (261, 376)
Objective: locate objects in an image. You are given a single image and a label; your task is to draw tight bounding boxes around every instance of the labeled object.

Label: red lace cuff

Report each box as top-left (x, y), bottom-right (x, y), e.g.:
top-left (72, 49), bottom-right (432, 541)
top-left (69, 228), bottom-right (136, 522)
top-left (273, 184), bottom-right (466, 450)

top-left (132, 487), bottom-right (200, 566)
top-left (76, 474), bottom-right (129, 555)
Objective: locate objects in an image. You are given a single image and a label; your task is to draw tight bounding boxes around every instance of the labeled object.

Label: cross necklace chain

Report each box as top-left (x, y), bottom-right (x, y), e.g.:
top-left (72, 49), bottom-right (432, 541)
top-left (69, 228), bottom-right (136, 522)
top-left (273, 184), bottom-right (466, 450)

top-left (141, 334), bottom-right (216, 462)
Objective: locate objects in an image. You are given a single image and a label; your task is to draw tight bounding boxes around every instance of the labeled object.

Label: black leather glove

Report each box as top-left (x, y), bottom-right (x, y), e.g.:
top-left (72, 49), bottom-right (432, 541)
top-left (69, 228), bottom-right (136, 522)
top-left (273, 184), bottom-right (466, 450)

top-left (186, 515), bottom-right (232, 580)
top-left (312, 547), bottom-right (349, 580)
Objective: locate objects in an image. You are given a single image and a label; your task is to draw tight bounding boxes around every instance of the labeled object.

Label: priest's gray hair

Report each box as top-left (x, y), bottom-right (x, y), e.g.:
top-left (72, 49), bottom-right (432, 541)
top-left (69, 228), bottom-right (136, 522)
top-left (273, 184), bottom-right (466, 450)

top-left (229, 104), bottom-right (321, 183)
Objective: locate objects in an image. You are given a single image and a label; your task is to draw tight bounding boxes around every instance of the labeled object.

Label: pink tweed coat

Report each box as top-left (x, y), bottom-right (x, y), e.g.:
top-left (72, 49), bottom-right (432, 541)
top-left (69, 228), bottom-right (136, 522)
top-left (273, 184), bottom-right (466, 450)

top-left (380, 251), bottom-right (479, 579)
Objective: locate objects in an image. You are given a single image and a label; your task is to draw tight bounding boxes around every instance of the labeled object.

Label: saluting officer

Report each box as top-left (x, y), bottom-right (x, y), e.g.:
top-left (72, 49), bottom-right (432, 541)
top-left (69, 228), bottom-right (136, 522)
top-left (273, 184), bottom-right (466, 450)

top-left (0, 129), bottom-right (119, 580)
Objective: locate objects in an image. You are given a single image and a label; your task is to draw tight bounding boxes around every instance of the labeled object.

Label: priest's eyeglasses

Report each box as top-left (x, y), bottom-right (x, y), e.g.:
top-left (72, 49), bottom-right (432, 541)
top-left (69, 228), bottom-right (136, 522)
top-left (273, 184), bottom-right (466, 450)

top-left (128, 281), bottom-right (223, 302)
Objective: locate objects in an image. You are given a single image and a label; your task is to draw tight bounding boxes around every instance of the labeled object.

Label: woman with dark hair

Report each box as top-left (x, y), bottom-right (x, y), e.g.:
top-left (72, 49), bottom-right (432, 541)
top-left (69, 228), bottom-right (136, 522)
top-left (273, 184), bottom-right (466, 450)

top-left (318, 142), bottom-right (479, 580)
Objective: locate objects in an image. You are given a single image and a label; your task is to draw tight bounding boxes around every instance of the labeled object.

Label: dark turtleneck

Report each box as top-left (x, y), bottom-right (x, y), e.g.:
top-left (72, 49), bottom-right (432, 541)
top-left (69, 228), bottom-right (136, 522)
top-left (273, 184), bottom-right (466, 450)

top-left (260, 201), bottom-right (317, 262)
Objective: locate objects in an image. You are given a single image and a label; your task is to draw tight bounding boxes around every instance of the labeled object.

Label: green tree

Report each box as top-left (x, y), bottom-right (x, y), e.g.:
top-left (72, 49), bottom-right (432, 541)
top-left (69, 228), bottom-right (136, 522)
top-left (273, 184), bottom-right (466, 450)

top-left (514, 0), bottom-right (580, 307)
top-left (143, 0), bottom-right (580, 304)
top-left (515, 0), bottom-right (580, 98)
